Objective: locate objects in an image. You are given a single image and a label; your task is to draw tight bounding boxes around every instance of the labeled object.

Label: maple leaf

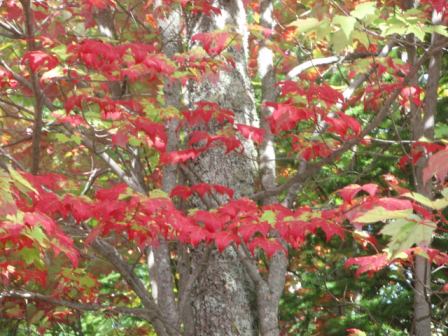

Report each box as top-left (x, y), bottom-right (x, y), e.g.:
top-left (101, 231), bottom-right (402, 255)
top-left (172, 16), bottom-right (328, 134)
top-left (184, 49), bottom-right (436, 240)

top-left (111, 130), bottom-right (129, 148)
top-left (134, 118), bottom-right (167, 151)
top-left (308, 83), bottom-right (343, 106)
top-left (212, 185), bottom-right (234, 199)
top-left (62, 195), bottom-right (92, 222)
top-left (192, 210), bottom-right (224, 233)
top-left (238, 222), bottom-right (270, 242)
top-left (248, 237), bottom-right (286, 258)
top-left (213, 231), bottom-right (236, 252)
top-left (315, 218), bottom-right (345, 241)
top-left (170, 185), bottom-right (192, 199)
top-left (84, 0), bottom-right (114, 9)
top-left (236, 124), bottom-right (265, 144)
top-left (22, 51), bottom-right (59, 72)
top-left (344, 253), bottom-right (389, 276)
top-left (301, 143), bottom-right (332, 161)
top-left (160, 149), bottom-right (201, 164)
top-left (422, 148), bottom-right (448, 184)
top-left (182, 0), bottom-right (221, 15)
top-left (191, 32), bottom-right (232, 56)
top-left (420, 0), bottom-right (447, 12)
top-left (266, 102), bottom-right (310, 134)
top-left (95, 183), bottom-right (128, 201)
top-left (381, 216), bottom-right (435, 257)
top-left (143, 55), bottom-right (176, 75)
top-left (189, 227), bottom-right (209, 247)
top-left (338, 183), bottom-right (378, 203)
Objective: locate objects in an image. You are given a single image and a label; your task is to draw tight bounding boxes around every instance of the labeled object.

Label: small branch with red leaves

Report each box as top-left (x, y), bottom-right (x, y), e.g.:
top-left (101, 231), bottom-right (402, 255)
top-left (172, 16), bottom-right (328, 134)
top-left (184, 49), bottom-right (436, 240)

top-left (251, 39), bottom-right (448, 203)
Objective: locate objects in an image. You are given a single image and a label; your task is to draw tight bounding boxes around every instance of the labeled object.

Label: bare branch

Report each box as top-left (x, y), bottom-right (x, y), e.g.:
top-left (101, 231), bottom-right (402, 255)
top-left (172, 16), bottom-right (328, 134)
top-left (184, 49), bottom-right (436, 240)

top-left (21, 0), bottom-right (44, 175)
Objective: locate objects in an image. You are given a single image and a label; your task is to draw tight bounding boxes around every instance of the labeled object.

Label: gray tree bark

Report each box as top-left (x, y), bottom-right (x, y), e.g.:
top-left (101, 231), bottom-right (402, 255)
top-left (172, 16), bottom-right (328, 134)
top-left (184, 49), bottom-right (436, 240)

top-left (184, 1), bottom-right (259, 335)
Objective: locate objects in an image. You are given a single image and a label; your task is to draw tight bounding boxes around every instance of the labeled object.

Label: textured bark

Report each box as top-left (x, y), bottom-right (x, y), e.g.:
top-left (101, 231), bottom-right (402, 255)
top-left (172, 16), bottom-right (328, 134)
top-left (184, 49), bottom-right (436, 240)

top-left (256, 1), bottom-right (287, 335)
top-left (186, 1), bottom-right (258, 335)
top-left (411, 9), bottom-right (444, 336)
top-left (148, 2), bottom-right (182, 332)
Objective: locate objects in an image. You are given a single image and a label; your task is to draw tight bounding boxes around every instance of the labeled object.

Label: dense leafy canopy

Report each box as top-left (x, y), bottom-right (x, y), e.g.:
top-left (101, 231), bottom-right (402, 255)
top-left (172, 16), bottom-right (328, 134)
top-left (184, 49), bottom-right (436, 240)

top-left (0, 0), bottom-right (447, 335)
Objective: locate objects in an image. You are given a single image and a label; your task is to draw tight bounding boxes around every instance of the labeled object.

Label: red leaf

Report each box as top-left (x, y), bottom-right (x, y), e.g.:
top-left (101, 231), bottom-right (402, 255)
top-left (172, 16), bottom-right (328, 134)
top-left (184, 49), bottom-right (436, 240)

top-left (84, 0), bottom-right (115, 9)
top-left (362, 183), bottom-right (379, 197)
top-left (338, 183), bottom-right (378, 203)
top-left (338, 184), bottom-right (362, 203)
top-left (56, 114), bottom-right (87, 127)
top-left (134, 118), bottom-right (167, 151)
top-left (191, 183), bottom-right (211, 197)
top-left (308, 83), bottom-right (343, 106)
top-left (111, 131), bottom-right (129, 148)
top-left (22, 51), bottom-right (59, 72)
top-left (315, 218), bottom-right (345, 241)
top-left (248, 237), bottom-right (286, 258)
top-left (212, 185), bottom-right (234, 199)
top-left (182, 0), bottom-right (221, 15)
top-left (266, 102), bottom-right (310, 134)
top-left (214, 231), bottom-right (236, 252)
top-left (236, 124), bottom-right (265, 144)
top-left (24, 212), bottom-right (56, 235)
top-left (210, 135), bottom-right (242, 153)
top-left (96, 183), bottom-right (128, 201)
top-left (192, 210), bottom-right (224, 232)
top-left (143, 55), bottom-right (175, 75)
top-left (188, 131), bottom-right (210, 146)
top-left (301, 143), bottom-right (332, 161)
top-left (191, 32), bottom-right (231, 56)
top-left (170, 185), bottom-right (192, 200)
top-left (420, 0), bottom-right (447, 13)
top-left (423, 148), bottom-right (448, 184)
top-left (345, 253), bottom-right (389, 276)
top-left (160, 149), bottom-right (201, 164)
top-left (62, 195), bottom-right (92, 222)
top-left (189, 227), bottom-right (209, 246)
top-left (238, 222), bottom-right (270, 242)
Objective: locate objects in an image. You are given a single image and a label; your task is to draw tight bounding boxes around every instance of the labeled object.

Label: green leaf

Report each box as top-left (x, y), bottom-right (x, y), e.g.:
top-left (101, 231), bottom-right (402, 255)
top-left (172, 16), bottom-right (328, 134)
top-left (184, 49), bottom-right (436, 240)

top-left (149, 189), bottom-right (169, 198)
top-left (333, 15), bottom-right (357, 39)
top-left (355, 207), bottom-right (413, 223)
top-left (29, 310), bottom-right (45, 325)
top-left (260, 210), bottom-right (276, 225)
top-left (381, 217), bottom-right (434, 257)
top-left (435, 124), bottom-right (448, 138)
top-left (8, 165), bottom-right (37, 194)
top-left (351, 2), bottom-right (376, 20)
top-left (403, 192), bottom-right (448, 210)
top-left (406, 24), bottom-right (426, 42)
top-left (352, 30), bottom-right (369, 47)
top-left (51, 45), bottom-right (69, 61)
top-left (18, 247), bottom-right (42, 266)
top-left (288, 18), bottom-right (321, 34)
top-left (332, 29), bottom-right (350, 52)
top-left (79, 275), bottom-right (96, 288)
top-left (433, 25), bottom-right (448, 37)
top-left (24, 226), bottom-right (48, 247)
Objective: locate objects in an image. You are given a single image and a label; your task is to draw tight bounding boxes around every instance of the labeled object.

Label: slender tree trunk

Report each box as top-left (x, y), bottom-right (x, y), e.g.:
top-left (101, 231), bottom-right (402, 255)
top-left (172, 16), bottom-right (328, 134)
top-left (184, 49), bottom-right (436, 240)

top-left (411, 9), bottom-right (444, 336)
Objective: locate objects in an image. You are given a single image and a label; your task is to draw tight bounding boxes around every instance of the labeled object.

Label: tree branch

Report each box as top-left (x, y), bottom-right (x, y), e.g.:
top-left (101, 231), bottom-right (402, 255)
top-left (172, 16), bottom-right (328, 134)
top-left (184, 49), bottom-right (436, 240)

top-left (251, 40), bottom-right (448, 202)
top-left (0, 290), bottom-right (151, 321)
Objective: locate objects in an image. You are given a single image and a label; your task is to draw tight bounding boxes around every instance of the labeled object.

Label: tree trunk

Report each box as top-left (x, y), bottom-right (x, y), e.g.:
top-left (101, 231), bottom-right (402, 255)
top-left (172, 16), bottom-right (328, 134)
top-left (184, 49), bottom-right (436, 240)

top-left (411, 9), bottom-right (444, 336)
top-left (185, 1), bottom-right (259, 334)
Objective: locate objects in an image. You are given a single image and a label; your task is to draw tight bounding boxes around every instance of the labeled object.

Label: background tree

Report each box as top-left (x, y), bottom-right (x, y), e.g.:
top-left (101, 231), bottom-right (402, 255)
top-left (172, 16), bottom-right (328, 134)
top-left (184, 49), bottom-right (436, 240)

top-left (0, 1), bottom-right (447, 335)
